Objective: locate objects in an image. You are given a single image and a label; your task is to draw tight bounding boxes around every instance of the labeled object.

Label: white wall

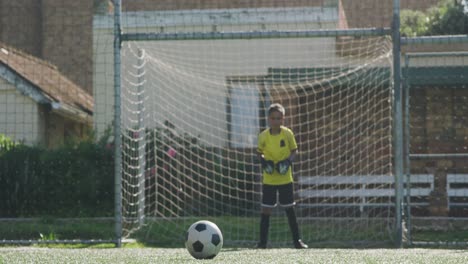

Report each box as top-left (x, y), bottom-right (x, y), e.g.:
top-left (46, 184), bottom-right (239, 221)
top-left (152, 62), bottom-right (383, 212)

top-left (126, 37), bottom-right (342, 147)
top-left (93, 24), bottom-right (115, 140)
top-left (93, 7), bottom-right (342, 146)
top-left (0, 78), bottom-right (44, 145)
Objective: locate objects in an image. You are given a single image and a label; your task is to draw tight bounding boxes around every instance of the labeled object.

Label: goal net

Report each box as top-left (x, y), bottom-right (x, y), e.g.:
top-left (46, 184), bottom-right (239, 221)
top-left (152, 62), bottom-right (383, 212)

top-left (118, 6), bottom-right (394, 247)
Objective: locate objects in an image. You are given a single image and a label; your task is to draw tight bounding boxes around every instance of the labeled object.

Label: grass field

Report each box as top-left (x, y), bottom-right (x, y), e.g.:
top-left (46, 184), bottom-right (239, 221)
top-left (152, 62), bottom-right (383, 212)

top-left (1, 246), bottom-right (468, 263)
top-left (3, 219), bottom-right (468, 264)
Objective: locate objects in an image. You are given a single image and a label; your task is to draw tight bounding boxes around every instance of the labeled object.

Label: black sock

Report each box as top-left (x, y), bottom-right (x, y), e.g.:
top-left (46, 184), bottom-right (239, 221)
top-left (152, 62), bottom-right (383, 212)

top-left (259, 213), bottom-right (270, 245)
top-left (285, 207), bottom-right (300, 241)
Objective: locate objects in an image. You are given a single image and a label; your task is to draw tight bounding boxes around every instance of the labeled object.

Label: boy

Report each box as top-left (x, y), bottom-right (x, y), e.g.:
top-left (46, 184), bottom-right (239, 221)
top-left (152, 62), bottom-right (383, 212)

top-left (256, 103), bottom-right (308, 249)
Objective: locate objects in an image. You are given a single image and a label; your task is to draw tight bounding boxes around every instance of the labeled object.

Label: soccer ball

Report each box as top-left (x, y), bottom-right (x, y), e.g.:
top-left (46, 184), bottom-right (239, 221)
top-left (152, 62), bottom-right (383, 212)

top-left (185, 220), bottom-right (223, 259)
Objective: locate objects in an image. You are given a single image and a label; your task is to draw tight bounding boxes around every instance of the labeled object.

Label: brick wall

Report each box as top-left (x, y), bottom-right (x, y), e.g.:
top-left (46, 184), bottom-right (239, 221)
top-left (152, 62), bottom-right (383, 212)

top-left (410, 86), bottom-right (468, 174)
top-left (0, 0), bottom-right (93, 94)
top-left (1, 0), bottom-right (467, 164)
top-left (0, 0), bottom-right (448, 97)
top-left (42, 0), bottom-right (93, 94)
top-left (0, 0), bottom-right (42, 57)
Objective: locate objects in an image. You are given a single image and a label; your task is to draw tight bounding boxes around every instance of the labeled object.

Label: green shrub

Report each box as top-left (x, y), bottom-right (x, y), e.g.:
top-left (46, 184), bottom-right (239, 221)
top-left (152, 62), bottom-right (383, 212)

top-left (0, 135), bottom-right (114, 218)
top-left (401, 10), bottom-right (428, 37)
top-left (0, 134), bottom-right (17, 151)
top-left (401, 0), bottom-right (468, 36)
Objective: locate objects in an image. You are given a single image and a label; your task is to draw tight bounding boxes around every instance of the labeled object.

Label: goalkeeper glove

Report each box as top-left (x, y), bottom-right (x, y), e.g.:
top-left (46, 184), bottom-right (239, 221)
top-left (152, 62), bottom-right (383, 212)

top-left (276, 158), bottom-right (292, 175)
top-left (260, 156), bottom-right (274, 174)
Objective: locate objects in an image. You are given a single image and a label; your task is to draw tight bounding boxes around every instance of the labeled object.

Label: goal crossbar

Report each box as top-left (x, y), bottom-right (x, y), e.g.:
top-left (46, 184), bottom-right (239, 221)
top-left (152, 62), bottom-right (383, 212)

top-left (121, 28), bottom-right (391, 42)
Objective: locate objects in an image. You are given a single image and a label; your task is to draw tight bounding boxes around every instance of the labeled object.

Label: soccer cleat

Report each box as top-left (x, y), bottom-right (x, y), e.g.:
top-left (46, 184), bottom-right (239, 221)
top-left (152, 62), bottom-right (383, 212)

top-left (293, 239), bottom-right (308, 249)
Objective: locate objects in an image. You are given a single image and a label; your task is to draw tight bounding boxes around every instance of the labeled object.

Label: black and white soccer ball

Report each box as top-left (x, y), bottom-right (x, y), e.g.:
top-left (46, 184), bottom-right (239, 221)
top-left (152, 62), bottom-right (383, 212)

top-left (185, 220), bottom-right (223, 259)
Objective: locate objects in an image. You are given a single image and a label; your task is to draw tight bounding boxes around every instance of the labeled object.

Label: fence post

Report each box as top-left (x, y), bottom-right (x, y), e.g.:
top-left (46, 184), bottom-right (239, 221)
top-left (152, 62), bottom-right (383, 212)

top-left (392, 0), bottom-right (404, 248)
top-left (113, 0), bottom-right (123, 248)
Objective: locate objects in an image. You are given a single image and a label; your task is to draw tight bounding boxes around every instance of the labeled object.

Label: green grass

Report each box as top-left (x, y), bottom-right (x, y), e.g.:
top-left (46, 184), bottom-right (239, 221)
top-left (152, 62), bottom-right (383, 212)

top-left (1, 247), bottom-right (468, 264)
top-left (3, 218), bottom-right (468, 263)
top-left (134, 216), bottom-right (397, 248)
top-left (411, 230), bottom-right (468, 243)
top-left (0, 218), bottom-right (114, 241)
top-left (4, 216), bottom-right (468, 249)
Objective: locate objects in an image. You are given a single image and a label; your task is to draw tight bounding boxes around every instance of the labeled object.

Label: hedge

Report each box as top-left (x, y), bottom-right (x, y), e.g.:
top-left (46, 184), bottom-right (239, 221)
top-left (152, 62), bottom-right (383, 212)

top-left (0, 139), bottom-right (114, 218)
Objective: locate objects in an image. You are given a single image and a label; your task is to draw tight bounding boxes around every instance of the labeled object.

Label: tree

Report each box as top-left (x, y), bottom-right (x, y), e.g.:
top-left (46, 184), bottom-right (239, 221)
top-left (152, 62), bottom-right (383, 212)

top-left (400, 10), bottom-right (428, 37)
top-left (427, 0), bottom-right (467, 35)
top-left (400, 0), bottom-right (467, 36)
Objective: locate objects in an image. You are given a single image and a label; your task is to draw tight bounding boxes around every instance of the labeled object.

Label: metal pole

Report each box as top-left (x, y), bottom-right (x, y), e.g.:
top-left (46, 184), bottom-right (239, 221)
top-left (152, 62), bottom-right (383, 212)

top-left (410, 153), bottom-right (468, 158)
top-left (403, 54), bottom-right (412, 245)
top-left (392, 0), bottom-right (404, 248)
top-left (121, 28), bottom-right (391, 42)
top-left (113, 0), bottom-right (123, 248)
top-left (137, 48), bottom-right (146, 226)
top-left (401, 35), bottom-right (468, 45)
top-left (404, 51), bottom-right (468, 58)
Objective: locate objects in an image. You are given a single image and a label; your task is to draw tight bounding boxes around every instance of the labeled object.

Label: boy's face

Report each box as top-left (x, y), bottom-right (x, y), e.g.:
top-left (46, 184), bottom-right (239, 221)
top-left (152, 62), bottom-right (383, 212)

top-left (268, 111), bottom-right (284, 129)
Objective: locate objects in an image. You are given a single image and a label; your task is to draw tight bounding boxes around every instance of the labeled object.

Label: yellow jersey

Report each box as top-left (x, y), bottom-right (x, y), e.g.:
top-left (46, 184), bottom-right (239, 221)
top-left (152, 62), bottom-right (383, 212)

top-left (257, 126), bottom-right (297, 185)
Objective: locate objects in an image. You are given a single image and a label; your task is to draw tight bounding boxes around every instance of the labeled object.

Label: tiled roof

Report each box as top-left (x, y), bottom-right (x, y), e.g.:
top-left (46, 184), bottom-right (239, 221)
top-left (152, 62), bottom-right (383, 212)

top-left (0, 42), bottom-right (93, 114)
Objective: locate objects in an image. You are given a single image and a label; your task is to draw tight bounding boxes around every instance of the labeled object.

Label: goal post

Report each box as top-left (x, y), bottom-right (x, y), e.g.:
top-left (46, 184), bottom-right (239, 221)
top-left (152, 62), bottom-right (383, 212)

top-left (114, 0), bottom-right (123, 248)
top-left (113, 1), bottom-right (400, 247)
top-left (4, 0), bottom-right (468, 248)
top-left (392, 0), bottom-right (404, 248)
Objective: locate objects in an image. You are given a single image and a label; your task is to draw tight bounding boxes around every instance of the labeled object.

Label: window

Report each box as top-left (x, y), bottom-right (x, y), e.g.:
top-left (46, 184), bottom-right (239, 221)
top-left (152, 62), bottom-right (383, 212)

top-left (227, 78), bottom-right (269, 148)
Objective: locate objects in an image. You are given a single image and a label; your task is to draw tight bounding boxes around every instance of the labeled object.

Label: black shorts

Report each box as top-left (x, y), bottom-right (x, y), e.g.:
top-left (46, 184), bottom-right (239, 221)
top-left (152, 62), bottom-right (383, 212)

top-left (261, 183), bottom-right (296, 208)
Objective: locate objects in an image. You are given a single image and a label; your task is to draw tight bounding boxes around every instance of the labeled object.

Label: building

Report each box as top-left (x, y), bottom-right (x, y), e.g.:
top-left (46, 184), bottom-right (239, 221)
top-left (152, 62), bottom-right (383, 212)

top-left (0, 42), bottom-right (93, 147)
